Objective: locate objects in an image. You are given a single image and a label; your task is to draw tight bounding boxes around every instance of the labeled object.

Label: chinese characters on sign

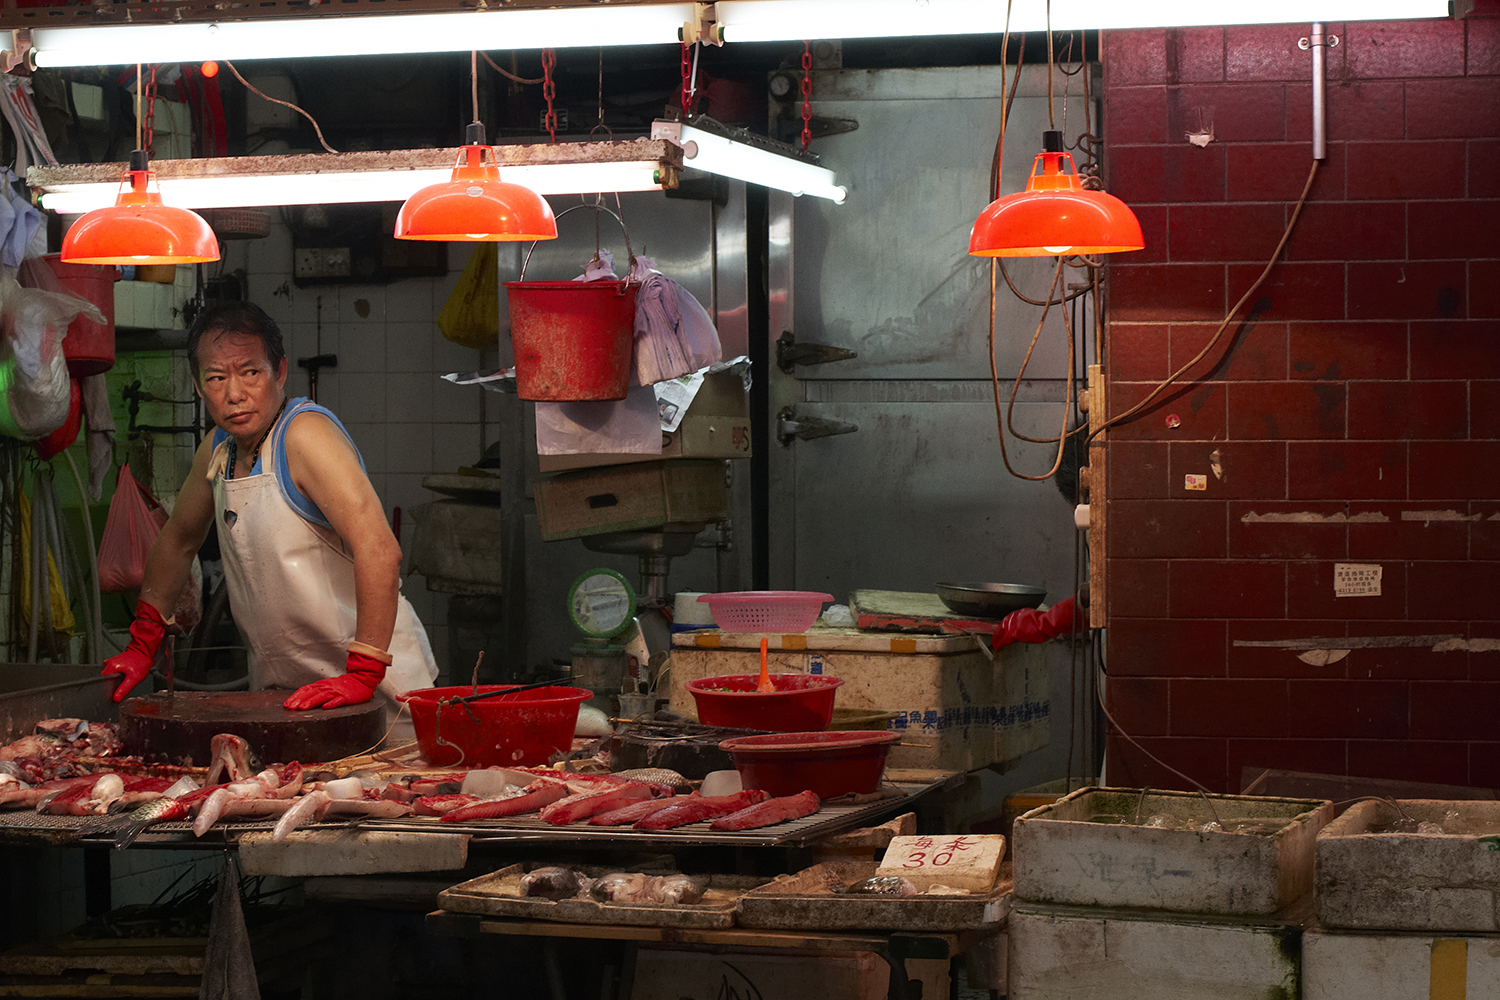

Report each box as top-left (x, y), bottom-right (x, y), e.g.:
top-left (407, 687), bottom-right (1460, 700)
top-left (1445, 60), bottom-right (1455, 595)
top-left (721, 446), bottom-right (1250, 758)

top-left (1333, 563), bottom-right (1382, 598)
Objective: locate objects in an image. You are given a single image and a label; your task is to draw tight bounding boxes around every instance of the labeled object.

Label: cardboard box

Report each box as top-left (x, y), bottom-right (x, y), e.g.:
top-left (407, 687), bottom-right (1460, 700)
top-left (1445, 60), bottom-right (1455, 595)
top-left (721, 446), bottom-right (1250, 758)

top-left (533, 459), bottom-right (729, 541)
top-left (537, 370), bottom-right (751, 473)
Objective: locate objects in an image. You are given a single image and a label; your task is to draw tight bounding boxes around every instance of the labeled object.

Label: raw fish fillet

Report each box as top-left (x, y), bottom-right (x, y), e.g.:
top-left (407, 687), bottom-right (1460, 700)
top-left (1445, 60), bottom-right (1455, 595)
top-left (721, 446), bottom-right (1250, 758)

top-left (633, 790), bottom-right (770, 830)
top-left (439, 779), bottom-right (567, 823)
top-left (709, 790), bottom-right (820, 831)
top-left (540, 782), bottom-right (653, 826)
top-left (589, 796), bottom-right (681, 826)
top-left (414, 794), bottom-right (479, 816)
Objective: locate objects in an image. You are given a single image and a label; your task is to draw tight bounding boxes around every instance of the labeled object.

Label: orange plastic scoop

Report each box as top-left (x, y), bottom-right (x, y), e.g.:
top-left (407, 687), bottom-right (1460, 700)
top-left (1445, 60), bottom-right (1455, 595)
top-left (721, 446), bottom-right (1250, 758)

top-left (757, 637), bottom-right (773, 692)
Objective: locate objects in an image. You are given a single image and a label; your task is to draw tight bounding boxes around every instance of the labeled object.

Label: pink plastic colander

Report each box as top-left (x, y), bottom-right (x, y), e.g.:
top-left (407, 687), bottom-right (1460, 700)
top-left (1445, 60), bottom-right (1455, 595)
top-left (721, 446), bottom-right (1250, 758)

top-left (697, 591), bottom-right (835, 633)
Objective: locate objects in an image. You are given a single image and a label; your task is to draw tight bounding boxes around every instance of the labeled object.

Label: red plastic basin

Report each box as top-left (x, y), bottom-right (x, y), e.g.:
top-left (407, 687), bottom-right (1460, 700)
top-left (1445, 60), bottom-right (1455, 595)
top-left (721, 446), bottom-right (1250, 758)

top-left (402, 684), bottom-right (591, 768)
top-left (718, 730), bottom-right (901, 798)
top-left (685, 674), bottom-right (843, 732)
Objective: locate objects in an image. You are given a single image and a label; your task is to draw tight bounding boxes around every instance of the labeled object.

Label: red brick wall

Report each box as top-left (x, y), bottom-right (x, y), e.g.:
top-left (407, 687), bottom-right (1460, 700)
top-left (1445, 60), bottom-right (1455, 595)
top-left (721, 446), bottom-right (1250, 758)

top-left (1101, 13), bottom-right (1500, 793)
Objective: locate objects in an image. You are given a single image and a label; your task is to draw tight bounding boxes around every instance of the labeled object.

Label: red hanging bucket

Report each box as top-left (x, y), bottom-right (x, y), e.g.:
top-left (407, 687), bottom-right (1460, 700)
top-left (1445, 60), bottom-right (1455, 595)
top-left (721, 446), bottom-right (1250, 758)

top-left (42, 254), bottom-right (121, 377)
top-left (503, 279), bottom-right (637, 401)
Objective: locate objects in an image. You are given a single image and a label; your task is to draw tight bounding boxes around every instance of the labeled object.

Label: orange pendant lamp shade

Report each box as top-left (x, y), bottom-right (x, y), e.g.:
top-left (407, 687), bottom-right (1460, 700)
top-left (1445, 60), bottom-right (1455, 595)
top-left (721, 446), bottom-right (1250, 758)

top-left (395, 123), bottom-right (557, 242)
top-left (60, 151), bottom-right (220, 265)
top-left (969, 131), bottom-right (1143, 258)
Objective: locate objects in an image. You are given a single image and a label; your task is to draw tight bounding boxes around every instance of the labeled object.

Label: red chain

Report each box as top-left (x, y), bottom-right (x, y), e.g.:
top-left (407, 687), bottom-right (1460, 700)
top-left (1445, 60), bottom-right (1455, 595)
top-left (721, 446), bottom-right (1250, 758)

top-left (144, 64), bottom-right (158, 157)
top-left (800, 42), bottom-right (813, 152)
top-left (679, 40), bottom-right (693, 119)
top-left (542, 49), bottom-right (558, 142)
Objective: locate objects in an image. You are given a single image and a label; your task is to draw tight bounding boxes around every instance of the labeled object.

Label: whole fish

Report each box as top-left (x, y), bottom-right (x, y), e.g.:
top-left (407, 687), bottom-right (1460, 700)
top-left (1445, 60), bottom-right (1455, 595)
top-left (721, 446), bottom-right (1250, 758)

top-left (539, 782), bottom-right (654, 826)
top-left (439, 779), bottom-right (568, 823)
top-left (588, 795), bottom-right (681, 827)
top-left (97, 782), bottom-right (225, 849)
top-left (272, 790), bottom-right (331, 841)
top-left (634, 790), bottom-right (771, 831)
top-left (709, 790), bottom-right (821, 831)
top-left (521, 867), bottom-right (585, 901)
top-left (611, 768), bottom-right (692, 793)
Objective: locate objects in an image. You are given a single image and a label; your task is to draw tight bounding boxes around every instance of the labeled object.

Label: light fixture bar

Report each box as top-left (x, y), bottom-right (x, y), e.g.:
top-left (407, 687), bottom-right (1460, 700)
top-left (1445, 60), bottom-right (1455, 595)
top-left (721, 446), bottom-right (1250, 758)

top-left (651, 120), bottom-right (846, 204)
top-left (24, 0), bottom-right (1449, 66)
top-left (715, 0), bottom-right (1450, 41)
top-left (29, 140), bottom-right (681, 214)
top-left (31, 5), bottom-right (696, 66)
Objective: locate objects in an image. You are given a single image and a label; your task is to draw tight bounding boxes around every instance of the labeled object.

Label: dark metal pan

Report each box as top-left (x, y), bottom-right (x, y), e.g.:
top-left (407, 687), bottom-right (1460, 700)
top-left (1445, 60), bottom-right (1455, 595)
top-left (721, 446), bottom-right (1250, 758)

top-left (935, 582), bottom-right (1047, 620)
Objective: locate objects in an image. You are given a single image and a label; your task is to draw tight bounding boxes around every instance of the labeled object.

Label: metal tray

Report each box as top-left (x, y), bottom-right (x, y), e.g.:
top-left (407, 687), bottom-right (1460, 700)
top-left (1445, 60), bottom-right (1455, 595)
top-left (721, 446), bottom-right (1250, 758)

top-left (736, 860), bottom-right (1012, 932)
top-left (934, 583), bottom-right (1046, 620)
top-left (438, 863), bottom-right (766, 929)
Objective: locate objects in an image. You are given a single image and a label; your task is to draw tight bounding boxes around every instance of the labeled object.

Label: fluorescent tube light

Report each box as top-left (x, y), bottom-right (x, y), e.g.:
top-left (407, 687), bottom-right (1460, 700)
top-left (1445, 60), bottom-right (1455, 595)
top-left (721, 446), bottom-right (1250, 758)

top-left (26, 0), bottom-right (1449, 67)
top-left (29, 141), bottom-right (680, 213)
top-left (31, 4), bottom-right (695, 67)
top-left (651, 121), bottom-right (846, 204)
top-left (716, 0), bottom-right (1451, 40)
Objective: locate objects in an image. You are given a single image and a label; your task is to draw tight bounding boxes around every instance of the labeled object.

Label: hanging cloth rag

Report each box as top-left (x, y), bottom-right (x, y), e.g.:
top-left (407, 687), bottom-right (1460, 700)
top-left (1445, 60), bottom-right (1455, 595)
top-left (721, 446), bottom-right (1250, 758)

top-left (0, 74), bottom-right (58, 175)
top-left (198, 855), bottom-right (261, 1000)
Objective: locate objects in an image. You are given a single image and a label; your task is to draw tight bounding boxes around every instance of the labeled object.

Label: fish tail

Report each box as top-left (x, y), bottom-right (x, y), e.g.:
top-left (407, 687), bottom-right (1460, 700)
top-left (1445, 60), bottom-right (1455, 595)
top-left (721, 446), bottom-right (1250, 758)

top-left (113, 819), bottom-right (152, 850)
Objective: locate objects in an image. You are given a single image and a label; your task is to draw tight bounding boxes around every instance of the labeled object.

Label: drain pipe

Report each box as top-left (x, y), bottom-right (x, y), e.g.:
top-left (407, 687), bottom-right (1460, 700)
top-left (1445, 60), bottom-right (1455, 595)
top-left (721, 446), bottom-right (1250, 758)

top-left (1303, 22), bottom-right (1336, 161)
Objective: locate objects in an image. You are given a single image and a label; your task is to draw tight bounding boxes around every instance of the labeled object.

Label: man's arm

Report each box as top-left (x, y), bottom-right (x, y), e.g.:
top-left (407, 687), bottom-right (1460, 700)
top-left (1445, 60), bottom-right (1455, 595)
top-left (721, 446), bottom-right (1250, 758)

top-left (101, 435), bottom-right (218, 701)
top-left (282, 411), bottom-right (400, 652)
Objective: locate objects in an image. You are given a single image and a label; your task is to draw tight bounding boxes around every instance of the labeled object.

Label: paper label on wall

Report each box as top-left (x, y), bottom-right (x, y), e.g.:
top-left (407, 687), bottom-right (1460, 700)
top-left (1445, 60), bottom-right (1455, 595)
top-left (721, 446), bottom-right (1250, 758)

top-left (1334, 563), bottom-right (1382, 598)
top-left (1184, 474), bottom-right (1208, 491)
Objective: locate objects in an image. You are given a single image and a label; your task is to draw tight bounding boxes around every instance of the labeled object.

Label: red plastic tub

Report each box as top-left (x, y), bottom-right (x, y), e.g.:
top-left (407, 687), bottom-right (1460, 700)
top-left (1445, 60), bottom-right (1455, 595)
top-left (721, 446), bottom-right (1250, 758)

top-left (718, 730), bottom-right (902, 798)
top-left (685, 673), bottom-right (843, 733)
top-left (43, 254), bottom-right (121, 377)
top-left (504, 279), bottom-right (637, 401)
top-left (402, 684), bottom-right (591, 767)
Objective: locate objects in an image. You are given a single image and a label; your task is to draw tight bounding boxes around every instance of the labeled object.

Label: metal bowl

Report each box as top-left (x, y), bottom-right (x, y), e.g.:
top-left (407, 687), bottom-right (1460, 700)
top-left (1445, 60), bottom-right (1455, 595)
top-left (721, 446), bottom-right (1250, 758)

top-left (935, 582), bottom-right (1047, 620)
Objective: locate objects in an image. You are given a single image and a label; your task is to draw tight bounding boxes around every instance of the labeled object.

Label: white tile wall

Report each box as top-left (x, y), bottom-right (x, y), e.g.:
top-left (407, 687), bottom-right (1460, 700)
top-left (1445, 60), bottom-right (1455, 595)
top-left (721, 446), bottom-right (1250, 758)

top-left (215, 221), bottom-right (491, 680)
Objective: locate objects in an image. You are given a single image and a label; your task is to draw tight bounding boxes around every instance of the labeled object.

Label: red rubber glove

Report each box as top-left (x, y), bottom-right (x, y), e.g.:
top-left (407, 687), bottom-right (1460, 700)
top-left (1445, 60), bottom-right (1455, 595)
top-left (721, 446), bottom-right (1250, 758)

top-left (283, 650), bottom-right (386, 711)
top-left (101, 600), bottom-right (169, 702)
top-left (992, 596), bottom-right (1084, 650)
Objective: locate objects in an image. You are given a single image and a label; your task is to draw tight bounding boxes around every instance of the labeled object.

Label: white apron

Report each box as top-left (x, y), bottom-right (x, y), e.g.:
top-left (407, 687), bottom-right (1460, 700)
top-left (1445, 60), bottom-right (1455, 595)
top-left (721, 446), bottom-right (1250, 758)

top-left (211, 404), bottom-right (436, 744)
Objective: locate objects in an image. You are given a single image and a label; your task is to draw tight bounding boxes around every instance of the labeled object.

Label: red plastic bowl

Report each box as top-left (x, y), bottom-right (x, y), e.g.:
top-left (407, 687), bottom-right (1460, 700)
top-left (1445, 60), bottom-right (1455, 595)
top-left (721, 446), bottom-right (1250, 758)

top-left (686, 674), bottom-right (843, 732)
top-left (402, 685), bottom-right (591, 768)
top-left (718, 730), bottom-right (901, 798)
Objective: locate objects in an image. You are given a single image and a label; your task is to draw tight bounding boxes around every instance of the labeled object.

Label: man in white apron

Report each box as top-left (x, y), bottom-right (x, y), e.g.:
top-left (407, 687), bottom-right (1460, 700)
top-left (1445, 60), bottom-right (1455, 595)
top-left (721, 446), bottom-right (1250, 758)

top-left (101, 302), bottom-right (437, 739)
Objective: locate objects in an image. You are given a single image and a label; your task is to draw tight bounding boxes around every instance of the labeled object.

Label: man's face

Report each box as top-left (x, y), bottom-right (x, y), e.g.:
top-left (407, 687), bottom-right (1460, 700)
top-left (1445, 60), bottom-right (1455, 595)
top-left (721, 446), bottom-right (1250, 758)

top-left (195, 330), bottom-right (288, 446)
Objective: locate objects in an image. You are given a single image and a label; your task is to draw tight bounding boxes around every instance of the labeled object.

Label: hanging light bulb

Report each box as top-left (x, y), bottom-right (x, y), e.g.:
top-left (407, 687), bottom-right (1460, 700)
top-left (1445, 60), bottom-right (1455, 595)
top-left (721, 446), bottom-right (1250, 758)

top-left (968, 130), bottom-right (1143, 258)
top-left (396, 52), bottom-right (557, 242)
top-left (60, 150), bottom-right (221, 265)
top-left (394, 122), bottom-right (559, 241)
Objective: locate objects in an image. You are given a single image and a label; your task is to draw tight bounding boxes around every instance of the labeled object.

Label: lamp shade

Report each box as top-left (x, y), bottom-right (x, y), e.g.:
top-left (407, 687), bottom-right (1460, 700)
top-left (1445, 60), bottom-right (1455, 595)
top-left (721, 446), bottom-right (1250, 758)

top-left (395, 141), bottom-right (558, 242)
top-left (969, 134), bottom-right (1143, 258)
top-left (61, 158), bottom-right (220, 265)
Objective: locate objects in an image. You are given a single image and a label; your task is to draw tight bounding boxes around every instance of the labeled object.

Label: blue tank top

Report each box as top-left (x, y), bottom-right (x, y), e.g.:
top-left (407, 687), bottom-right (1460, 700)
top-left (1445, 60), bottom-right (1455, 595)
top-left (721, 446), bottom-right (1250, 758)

top-left (210, 397), bottom-right (365, 531)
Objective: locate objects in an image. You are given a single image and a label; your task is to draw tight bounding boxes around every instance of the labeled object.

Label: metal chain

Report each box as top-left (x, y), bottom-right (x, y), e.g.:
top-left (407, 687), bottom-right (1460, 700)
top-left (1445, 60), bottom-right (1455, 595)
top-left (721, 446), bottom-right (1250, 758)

top-left (542, 48), bottom-right (558, 142)
top-left (143, 64), bottom-right (158, 158)
top-left (679, 40), bottom-right (693, 119)
top-left (800, 42), bottom-right (813, 152)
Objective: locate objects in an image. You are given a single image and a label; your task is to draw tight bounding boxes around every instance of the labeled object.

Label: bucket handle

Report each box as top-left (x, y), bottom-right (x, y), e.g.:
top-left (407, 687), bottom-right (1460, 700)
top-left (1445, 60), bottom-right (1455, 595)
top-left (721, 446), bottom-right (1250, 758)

top-left (520, 195), bottom-right (636, 281)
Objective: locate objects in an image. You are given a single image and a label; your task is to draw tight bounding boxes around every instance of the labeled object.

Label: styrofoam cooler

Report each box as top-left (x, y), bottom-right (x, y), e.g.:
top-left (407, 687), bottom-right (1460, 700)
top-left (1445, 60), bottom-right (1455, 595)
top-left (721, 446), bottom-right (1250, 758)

top-left (669, 628), bottom-right (1050, 771)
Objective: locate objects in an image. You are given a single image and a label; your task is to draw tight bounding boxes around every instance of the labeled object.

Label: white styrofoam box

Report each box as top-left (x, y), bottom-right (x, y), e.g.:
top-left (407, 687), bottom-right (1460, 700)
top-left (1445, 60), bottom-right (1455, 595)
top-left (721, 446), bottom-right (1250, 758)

top-left (669, 629), bottom-right (1050, 772)
top-left (1013, 787), bottom-right (1333, 915)
top-left (1010, 901), bottom-right (1303, 1000)
top-left (1317, 799), bottom-right (1500, 933)
top-left (1304, 925), bottom-right (1500, 1000)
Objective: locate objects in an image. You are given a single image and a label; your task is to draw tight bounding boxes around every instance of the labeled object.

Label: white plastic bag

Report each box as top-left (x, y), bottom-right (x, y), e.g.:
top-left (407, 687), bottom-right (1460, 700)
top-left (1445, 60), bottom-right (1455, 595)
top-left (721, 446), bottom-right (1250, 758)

top-left (629, 256), bottom-right (721, 385)
top-left (0, 267), bottom-right (102, 440)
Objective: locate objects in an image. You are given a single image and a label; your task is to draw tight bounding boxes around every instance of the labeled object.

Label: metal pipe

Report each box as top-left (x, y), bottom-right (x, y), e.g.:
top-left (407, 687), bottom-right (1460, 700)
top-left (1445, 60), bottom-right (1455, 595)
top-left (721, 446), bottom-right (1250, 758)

top-left (1311, 22), bottom-right (1327, 161)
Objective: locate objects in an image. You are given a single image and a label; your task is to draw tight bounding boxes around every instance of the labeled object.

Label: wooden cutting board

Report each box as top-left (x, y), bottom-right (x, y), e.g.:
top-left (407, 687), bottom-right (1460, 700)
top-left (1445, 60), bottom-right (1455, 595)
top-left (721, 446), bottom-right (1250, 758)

top-left (849, 590), bottom-right (1004, 636)
top-left (118, 691), bottom-right (385, 766)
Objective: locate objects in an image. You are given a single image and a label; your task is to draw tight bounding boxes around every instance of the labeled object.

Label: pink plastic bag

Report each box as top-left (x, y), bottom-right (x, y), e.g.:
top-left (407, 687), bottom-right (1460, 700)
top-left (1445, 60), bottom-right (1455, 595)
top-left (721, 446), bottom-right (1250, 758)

top-left (98, 465), bottom-right (164, 593)
top-left (97, 465), bottom-right (201, 632)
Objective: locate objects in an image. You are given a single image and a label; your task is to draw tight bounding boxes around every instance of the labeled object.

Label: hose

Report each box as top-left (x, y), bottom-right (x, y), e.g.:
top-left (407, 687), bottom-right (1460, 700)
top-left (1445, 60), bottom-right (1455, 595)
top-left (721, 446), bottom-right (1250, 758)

top-left (62, 450), bottom-right (102, 664)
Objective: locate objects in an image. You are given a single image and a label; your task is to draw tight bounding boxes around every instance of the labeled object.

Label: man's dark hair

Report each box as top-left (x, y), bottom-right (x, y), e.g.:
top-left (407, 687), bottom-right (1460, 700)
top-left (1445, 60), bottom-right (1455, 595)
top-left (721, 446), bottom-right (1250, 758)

top-left (186, 302), bottom-right (286, 381)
